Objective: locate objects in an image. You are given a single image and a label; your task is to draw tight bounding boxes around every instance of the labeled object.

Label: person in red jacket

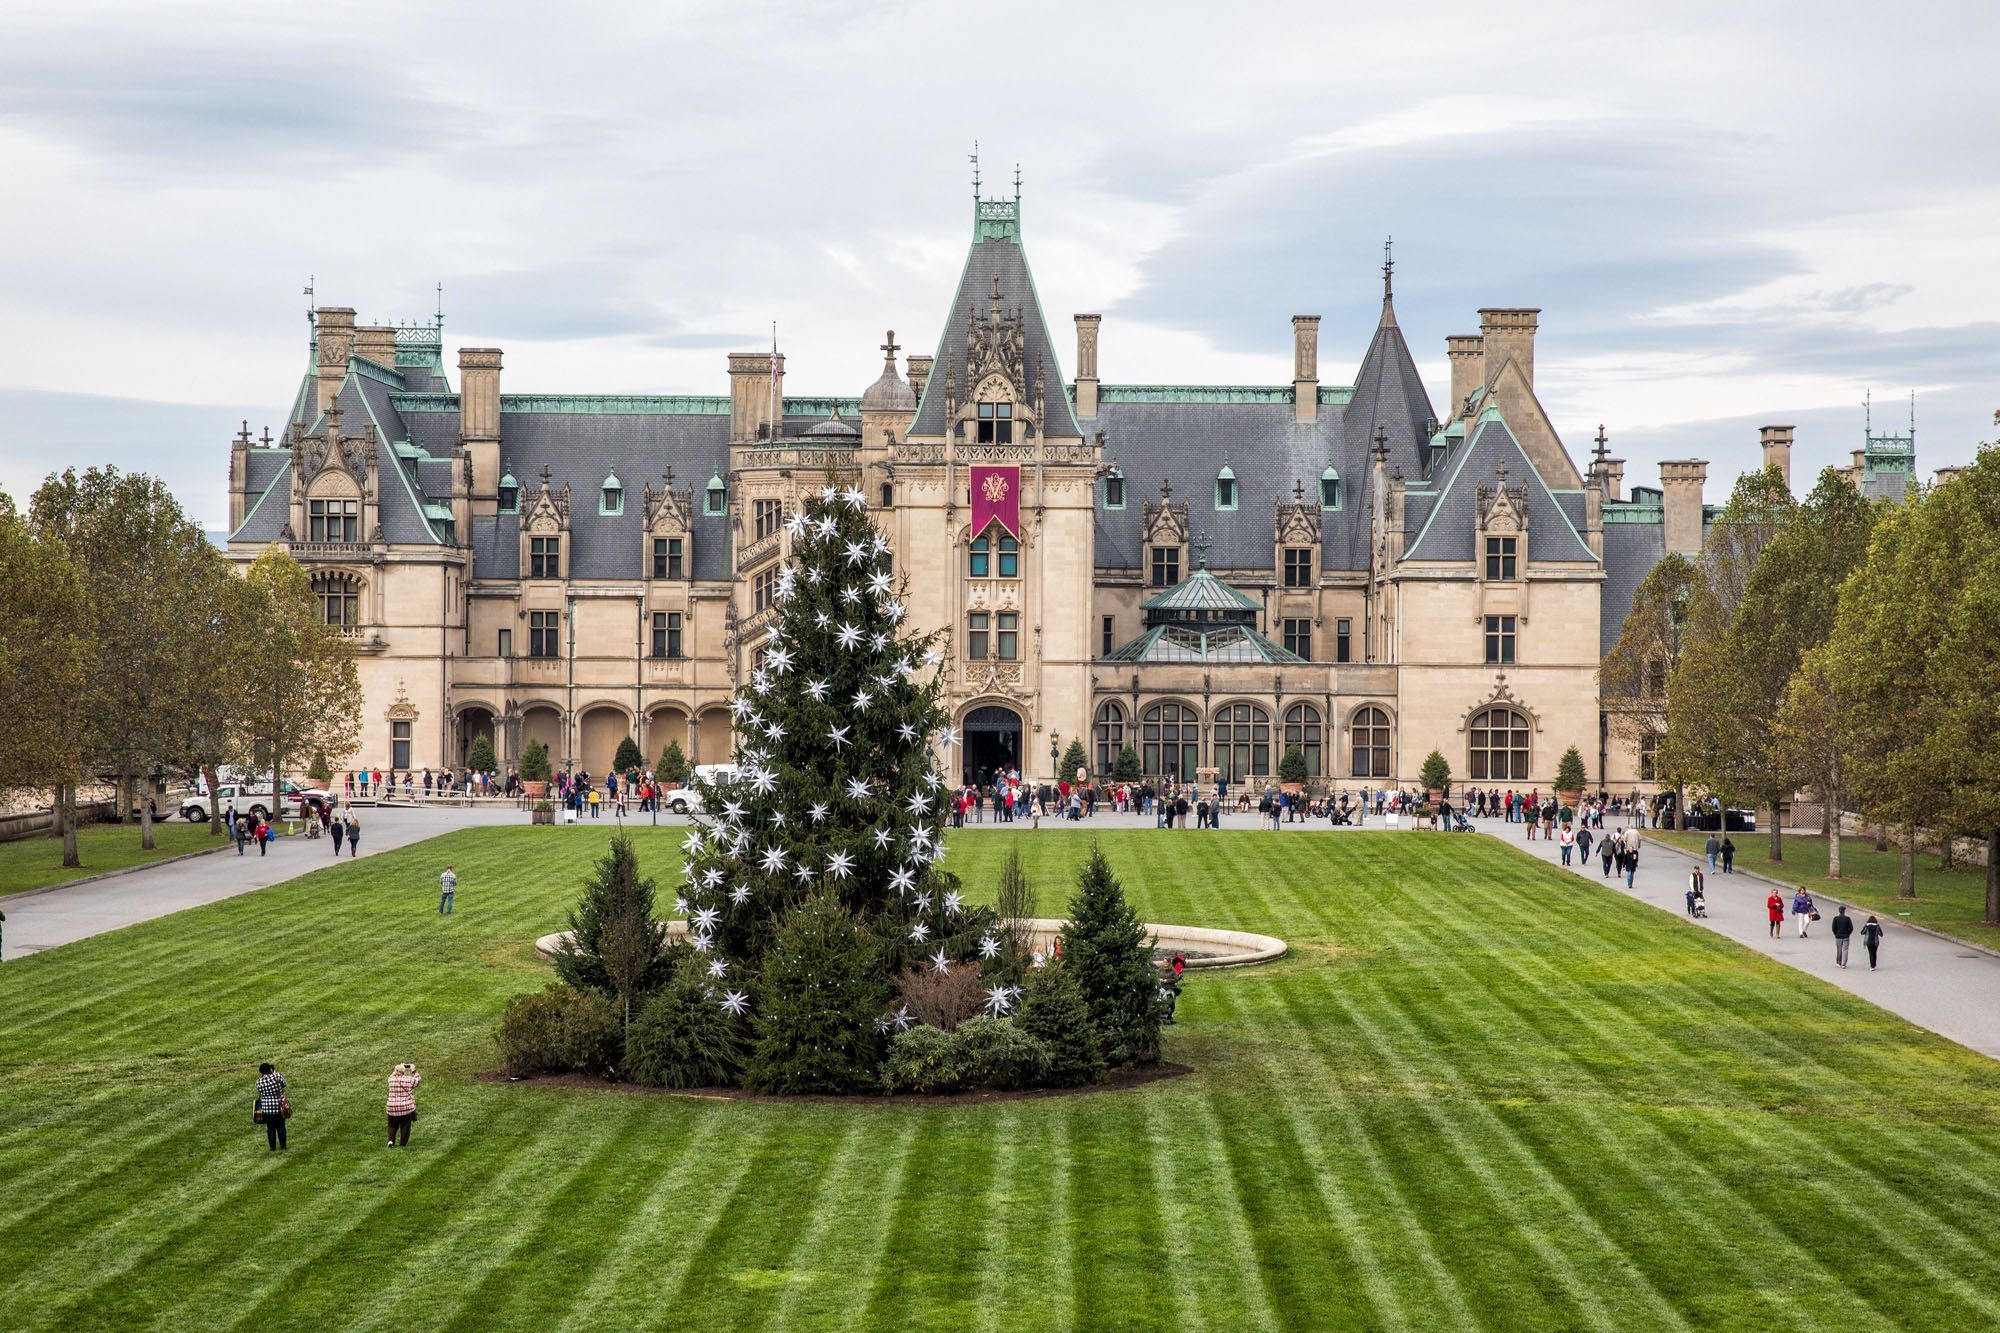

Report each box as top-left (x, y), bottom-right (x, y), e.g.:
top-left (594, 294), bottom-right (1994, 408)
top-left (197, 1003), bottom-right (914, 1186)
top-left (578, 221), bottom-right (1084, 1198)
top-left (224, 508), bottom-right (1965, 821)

top-left (1766, 890), bottom-right (1785, 939)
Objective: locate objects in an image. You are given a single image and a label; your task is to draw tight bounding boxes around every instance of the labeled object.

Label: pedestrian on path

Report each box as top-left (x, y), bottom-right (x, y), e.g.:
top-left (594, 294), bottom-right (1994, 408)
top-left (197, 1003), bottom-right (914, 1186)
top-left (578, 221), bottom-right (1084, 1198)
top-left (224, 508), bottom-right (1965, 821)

top-left (1577, 825), bottom-right (1594, 866)
top-left (1766, 890), bottom-right (1785, 939)
top-left (232, 813), bottom-right (247, 856)
top-left (386, 1062), bottom-right (421, 1147)
top-left (255, 815), bottom-right (269, 857)
top-left (330, 815), bottom-right (344, 856)
top-left (1792, 888), bottom-right (1816, 938)
top-left (254, 1062), bottom-right (289, 1152)
top-left (1831, 905), bottom-right (1854, 968)
top-left (1861, 915), bottom-right (1884, 969)
top-left (1558, 823), bottom-right (1576, 866)
top-left (1705, 833), bottom-right (1720, 872)
top-left (1721, 836), bottom-right (1736, 874)
top-left (1600, 833), bottom-right (1616, 878)
top-left (345, 812), bottom-right (361, 858)
top-left (438, 865), bottom-right (456, 916)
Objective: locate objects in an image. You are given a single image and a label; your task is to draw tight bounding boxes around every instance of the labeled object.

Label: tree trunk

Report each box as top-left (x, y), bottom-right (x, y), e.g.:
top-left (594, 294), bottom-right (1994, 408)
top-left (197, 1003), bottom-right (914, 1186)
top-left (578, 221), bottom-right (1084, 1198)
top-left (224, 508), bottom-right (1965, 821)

top-left (1875, 822), bottom-right (1889, 852)
top-left (1768, 794), bottom-right (1783, 863)
top-left (1899, 822), bottom-right (1916, 899)
top-left (204, 763), bottom-right (222, 836)
top-left (271, 747), bottom-right (284, 827)
top-left (1826, 783), bottom-right (1842, 880)
top-left (115, 771), bottom-right (130, 823)
top-left (58, 782), bottom-right (79, 868)
top-left (1675, 782), bottom-right (1687, 831)
top-left (140, 772), bottom-right (155, 851)
top-left (1939, 835), bottom-right (1955, 870)
top-left (1986, 828), bottom-right (1999, 926)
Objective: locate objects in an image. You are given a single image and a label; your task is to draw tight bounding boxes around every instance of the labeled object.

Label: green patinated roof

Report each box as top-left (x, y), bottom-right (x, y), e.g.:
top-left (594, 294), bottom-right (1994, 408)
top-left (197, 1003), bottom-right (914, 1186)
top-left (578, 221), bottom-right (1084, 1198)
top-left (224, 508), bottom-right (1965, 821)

top-left (1092, 384), bottom-right (1356, 406)
top-left (1104, 622), bottom-right (1304, 665)
top-left (1139, 566), bottom-right (1263, 614)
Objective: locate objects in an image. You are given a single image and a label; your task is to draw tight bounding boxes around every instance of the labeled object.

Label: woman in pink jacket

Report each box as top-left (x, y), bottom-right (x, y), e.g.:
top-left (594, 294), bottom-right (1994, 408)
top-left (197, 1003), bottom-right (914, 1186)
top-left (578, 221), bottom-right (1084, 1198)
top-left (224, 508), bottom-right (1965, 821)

top-left (386, 1062), bottom-right (421, 1148)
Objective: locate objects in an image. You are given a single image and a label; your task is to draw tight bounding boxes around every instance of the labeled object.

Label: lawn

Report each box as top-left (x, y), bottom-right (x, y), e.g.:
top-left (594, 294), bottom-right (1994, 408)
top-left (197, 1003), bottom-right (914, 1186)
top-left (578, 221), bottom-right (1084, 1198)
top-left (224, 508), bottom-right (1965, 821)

top-left (0, 820), bottom-right (226, 895)
top-left (1653, 829), bottom-right (2000, 951)
top-left (4, 829), bottom-right (2000, 1330)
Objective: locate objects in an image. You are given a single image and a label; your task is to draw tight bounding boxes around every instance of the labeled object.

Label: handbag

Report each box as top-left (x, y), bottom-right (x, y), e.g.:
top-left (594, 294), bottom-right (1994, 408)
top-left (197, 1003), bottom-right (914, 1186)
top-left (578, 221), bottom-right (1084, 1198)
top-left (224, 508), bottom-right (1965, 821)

top-left (280, 1095), bottom-right (294, 1120)
top-left (1810, 910), bottom-right (1822, 922)
top-left (252, 1101), bottom-right (264, 1125)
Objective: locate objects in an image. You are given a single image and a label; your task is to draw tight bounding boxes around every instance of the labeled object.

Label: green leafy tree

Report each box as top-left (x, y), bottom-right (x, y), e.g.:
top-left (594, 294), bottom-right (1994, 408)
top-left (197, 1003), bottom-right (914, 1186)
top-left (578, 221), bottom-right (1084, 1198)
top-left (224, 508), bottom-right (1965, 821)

top-left (0, 493), bottom-right (90, 864)
top-left (1419, 750), bottom-right (1451, 795)
top-left (1278, 746), bottom-right (1309, 784)
top-left (1061, 738), bottom-right (1090, 780)
top-left (519, 738), bottom-right (553, 783)
top-left (1113, 745), bottom-right (1142, 782)
top-left (1016, 958), bottom-right (1105, 1087)
top-left (1600, 551), bottom-right (1701, 827)
top-left (467, 734), bottom-right (498, 774)
top-left (233, 548), bottom-right (362, 820)
top-left (1926, 448), bottom-right (2000, 922)
top-left (656, 739), bottom-right (690, 785)
top-left (612, 736), bottom-right (645, 775)
top-left (554, 832), bottom-right (673, 1017)
top-left (626, 960), bottom-right (745, 1088)
top-left (306, 751), bottom-right (333, 784)
top-left (1059, 843), bottom-right (1160, 1067)
top-left (744, 892), bottom-right (888, 1094)
top-left (1775, 643), bottom-right (1854, 878)
top-left (1556, 747), bottom-right (1587, 794)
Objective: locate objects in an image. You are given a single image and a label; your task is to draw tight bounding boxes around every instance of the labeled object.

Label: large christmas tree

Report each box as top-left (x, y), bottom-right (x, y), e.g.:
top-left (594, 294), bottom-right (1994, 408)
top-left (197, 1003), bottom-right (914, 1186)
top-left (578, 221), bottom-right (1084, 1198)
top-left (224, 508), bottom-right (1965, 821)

top-left (676, 482), bottom-right (998, 1086)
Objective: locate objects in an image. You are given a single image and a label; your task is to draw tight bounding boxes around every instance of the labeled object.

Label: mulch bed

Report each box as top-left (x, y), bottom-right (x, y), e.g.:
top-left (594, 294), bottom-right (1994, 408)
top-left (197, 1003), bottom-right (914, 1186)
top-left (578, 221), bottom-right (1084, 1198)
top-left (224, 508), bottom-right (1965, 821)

top-left (475, 1061), bottom-right (1193, 1106)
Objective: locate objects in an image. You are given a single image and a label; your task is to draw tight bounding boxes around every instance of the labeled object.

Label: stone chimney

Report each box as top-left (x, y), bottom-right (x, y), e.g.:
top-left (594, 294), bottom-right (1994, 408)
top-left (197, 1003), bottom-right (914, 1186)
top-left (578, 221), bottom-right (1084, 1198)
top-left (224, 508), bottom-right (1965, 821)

top-left (727, 352), bottom-right (784, 442)
top-left (906, 355), bottom-right (933, 404)
top-left (1659, 459), bottom-right (1709, 555)
top-left (1601, 457), bottom-right (1626, 503)
top-left (1073, 314), bottom-right (1102, 419)
top-left (354, 324), bottom-right (397, 367)
top-left (1478, 308), bottom-right (1540, 387)
top-left (314, 307), bottom-right (356, 416)
top-left (1446, 335), bottom-right (1484, 413)
top-left (1292, 315), bottom-right (1320, 422)
top-left (1934, 465), bottom-right (1965, 486)
top-left (1759, 424), bottom-right (1794, 490)
top-left (457, 348), bottom-right (503, 497)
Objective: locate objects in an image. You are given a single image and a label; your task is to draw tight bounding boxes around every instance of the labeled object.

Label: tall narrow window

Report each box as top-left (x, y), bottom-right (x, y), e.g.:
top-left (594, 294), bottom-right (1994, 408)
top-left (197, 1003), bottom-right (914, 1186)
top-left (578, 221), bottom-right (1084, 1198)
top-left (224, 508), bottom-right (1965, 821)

top-left (1103, 472), bottom-right (1126, 509)
top-left (1483, 614), bottom-right (1516, 665)
top-left (1350, 706), bottom-right (1391, 778)
top-left (967, 612), bottom-right (989, 660)
top-left (1214, 466), bottom-right (1237, 510)
top-left (497, 628), bottom-right (512, 658)
top-left (1335, 617), bottom-right (1352, 664)
top-left (529, 536), bottom-right (560, 579)
top-left (997, 534), bottom-right (1019, 578)
top-left (968, 534), bottom-right (990, 578)
top-left (529, 610), bottom-right (560, 658)
top-left (753, 567), bottom-right (777, 612)
top-left (313, 573), bottom-right (359, 631)
top-left (651, 611), bottom-right (683, 659)
top-left (1149, 546), bottom-right (1180, 588)
top-left (880, 482), bottom-right (894, 507)
top-left (1320, 467), bottom-right (1341, 509)
top-left (1101, 615), bottom-right (1115, 657)
top-left (1095, 702), bottom-right (1126, 774)
top-left (497, 475), bottom-right (519, 513)
top-left (705, 475), bottom-right (727, 515)
top-left (754, 498), bottom-right (783, 540)
top-left (996, 612), bottom-right (1019, 661)
top-left (1284, 703), bottom-right (1324, 777)
top-left (1283, 548), bottom-right (1313, 588)
top-left (600, 475), bottom-right (624, 516)
top-left (652, 537), bottom-right (684, 579)
top-left (391, 720), bottom-right (411, 771)
top-left (976, 401), bottom-right (1014, 444)
top-left (1639, 730), bottom-right (1659, 782)
top-left (1484, 535), bottom-right (1518, 580)
top-left (1282, 618), bottom-right (1311, 659)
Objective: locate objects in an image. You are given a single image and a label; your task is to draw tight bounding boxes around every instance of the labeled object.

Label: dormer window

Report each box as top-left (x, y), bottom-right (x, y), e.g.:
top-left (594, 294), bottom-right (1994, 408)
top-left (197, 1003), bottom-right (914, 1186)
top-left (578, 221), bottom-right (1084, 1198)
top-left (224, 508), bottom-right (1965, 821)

top-left (1319, 466), bottom-right (1341, 510)
top-left (1214, 465), bottom-right (1237, 512)
top-left (308, 497), bottom-right (359, 543)
top-left (705, 474), bottom-right (727, 516)
top-left (1484, 535), bottom-right (1518, 581)
top-left (599, 474), bottom-right (624, 516)
top-left (977, 401), bottom-right (1013, 444)
top-left (497, 473), bottom-right (520, 514)
top-left (1103, 470), bottom-right (1126, 509)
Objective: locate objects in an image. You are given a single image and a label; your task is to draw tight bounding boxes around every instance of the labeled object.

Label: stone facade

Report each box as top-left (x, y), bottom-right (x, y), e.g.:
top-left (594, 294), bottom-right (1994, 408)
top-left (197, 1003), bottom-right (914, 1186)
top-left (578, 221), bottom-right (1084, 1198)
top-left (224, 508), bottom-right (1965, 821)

top-left (225, 192), bottom-right (1814, 794)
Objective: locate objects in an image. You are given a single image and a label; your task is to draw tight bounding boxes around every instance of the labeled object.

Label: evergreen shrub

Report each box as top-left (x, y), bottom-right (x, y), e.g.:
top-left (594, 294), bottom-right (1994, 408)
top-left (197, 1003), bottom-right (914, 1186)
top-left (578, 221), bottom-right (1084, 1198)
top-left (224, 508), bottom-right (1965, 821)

top-left (519, 738), bottom-right (553, 783)
top-left (1017, 960), bottom-right (1105, 1087)
top-left (612, 736), bottom-right (645, 774)
top-left (880, 1026), bottom-right (967, 1094)
top-left (1059, 845), bottom-right (1160, 1068)
top-left (745, 893), bottom-right (888, 1095)
top-left (467, 735), bottom-right (497, 774)
top-left (1060, 739), bottom-right (1090, 780)
top-left (656, 739), bottom-right (689, 785)
top-left (626, 966), bottom-right (744, 1088)
top-left (1278, 746), bottom-right (1309, 784)
top-left (1420, 750), bottom-right (1452, 793)
top-left (1113, 746), bottom-right (1142, 782)
top-left (1557, 746), bottom-right (1589, 793)
top-left (954, 1016), bottom-right (1050, 1090)
top-left (557, 989), bottom-right (623, 1075)
top-left (497, 984), bottom-right (619, 1077)
top-left (306, 751), bottom-right (333, 784)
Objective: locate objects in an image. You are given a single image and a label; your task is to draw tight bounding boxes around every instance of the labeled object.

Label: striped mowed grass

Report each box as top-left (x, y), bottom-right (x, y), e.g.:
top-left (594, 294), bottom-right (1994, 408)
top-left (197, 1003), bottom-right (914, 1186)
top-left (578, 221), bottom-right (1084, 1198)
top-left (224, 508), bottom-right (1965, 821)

top-left (3, 827), bottom-right (2000, 1331)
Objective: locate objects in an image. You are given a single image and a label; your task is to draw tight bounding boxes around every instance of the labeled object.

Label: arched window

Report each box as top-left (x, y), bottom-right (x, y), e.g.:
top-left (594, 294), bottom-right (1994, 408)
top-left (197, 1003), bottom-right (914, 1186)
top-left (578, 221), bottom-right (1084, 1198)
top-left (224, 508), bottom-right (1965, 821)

top-left (1468, 706), bottom-right (1531, 782)
top-left (1320, 465), bottom-right (1341, 509)
top-left (968, 532), bottom-right (989, 577)
top-left (880, 482), bottom-right (894, 507)
top-left (969, 526), bottom-right (1019, 578)
top-left (312, 572), bottom-right (361, 633)
top-left (1214, 464), bottom-right (1237, 511)
top-left (704, 474), bottom-right (727, 516)
top-left (1283, 703), bottom-right (1323, 777)
top-left (1094, 702), bottom-right (1126, 776)
top-left (498, 472), bottom-right (520, 514)
top-left (1350, 705), bottom-right (1390, 778)
top-left (1213, 702), bottom-right (1271, 783)
top-left (1141, 701), bottom-right (1201, 782)
top-left (599, 473), bottom-right (624, 516)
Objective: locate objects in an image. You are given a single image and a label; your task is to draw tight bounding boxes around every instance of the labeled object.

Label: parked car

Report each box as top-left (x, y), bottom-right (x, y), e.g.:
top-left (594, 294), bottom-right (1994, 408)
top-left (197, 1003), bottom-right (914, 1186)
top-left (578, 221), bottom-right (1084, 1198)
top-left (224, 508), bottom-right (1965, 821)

top-left (664, 765), bottom-right (738, 816)
top-left (182, 781), bottom-right (328, 823)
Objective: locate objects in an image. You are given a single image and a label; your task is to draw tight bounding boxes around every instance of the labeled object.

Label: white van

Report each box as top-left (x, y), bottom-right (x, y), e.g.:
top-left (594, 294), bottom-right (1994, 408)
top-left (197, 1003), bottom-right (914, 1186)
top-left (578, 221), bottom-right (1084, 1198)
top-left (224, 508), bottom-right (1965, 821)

top-left (664, 764), bottom-right (737, 816)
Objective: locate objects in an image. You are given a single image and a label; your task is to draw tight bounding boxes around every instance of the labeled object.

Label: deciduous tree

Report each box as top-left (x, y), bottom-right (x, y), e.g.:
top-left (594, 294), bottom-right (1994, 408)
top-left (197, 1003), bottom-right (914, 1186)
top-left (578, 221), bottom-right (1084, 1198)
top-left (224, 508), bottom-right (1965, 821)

top-left (0, 494), bottom-right (89, 865)
top-left (234, 547), bottom-right (362, 811)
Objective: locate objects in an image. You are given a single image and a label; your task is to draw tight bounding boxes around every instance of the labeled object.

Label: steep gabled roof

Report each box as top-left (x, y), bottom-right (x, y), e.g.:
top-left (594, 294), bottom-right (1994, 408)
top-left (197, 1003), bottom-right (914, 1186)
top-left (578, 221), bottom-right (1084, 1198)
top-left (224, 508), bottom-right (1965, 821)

top-left (1401, 408), bottom-right (1598, 565)
top-left (1343, 289), bottom-right (1437, 481)
top-left (909, 200), bottom-right (1082, 439)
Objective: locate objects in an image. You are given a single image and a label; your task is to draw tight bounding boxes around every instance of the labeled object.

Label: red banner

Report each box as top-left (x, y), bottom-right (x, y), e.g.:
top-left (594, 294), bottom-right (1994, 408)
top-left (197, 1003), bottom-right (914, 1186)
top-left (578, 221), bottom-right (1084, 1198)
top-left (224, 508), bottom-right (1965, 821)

top-left (969, 464), bottom-right (1021, 538)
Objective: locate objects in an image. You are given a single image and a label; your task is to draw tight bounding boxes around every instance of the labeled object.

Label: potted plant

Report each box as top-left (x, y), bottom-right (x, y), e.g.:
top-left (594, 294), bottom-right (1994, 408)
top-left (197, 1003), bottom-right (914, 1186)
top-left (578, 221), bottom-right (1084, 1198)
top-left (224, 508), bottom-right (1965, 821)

top-left (1557, 746), bottom-right (1587, 810)
top-left (1419, 750), bottom-right (1451, 804)
top-left (519, 738), bottom-right (553, 799)
top-left (1278, 746), bottom-right (1309, 795)
top-left (1413, 801), bottom-right (1435, 830)
top-left (656, 739), bottom-right (690, 789)
top-left (530, 799), bottom-right (556, 826)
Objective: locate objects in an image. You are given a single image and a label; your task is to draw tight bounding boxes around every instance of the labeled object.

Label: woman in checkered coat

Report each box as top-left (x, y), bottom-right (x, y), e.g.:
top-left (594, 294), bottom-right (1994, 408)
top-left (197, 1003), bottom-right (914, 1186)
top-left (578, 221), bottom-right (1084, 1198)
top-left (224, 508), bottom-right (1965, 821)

top-left (254, 1063), bottom-right (287, 1151)
top-left (386, 1063), bottom-right (422, 1147)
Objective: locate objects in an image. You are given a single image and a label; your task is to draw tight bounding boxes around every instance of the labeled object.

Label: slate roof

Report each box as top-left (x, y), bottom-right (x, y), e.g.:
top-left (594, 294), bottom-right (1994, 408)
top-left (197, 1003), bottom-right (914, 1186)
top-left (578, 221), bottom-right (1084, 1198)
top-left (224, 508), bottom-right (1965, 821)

top-left (1104, 622), bottom-right (1304, 665)
top-left (1401, 409), bottom-right (1598, 565)
top-left (1600, 518), bottom-right (1665, 656)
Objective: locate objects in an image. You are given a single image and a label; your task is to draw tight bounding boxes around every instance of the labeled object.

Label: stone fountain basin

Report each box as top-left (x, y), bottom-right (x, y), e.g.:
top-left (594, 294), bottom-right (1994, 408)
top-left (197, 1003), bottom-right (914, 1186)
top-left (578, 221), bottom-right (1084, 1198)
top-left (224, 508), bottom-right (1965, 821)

top-left (534, 917), bottom-right (1283, 970)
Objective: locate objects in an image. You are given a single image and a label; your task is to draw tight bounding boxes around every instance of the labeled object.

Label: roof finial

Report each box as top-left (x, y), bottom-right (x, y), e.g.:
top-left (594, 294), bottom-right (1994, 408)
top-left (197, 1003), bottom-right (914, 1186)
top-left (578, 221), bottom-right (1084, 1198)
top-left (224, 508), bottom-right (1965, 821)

top-left (1014, 162), bottom-right (1022, 206)
top-left (1293, 478), bottom-right (1305, 503)
top-left (434, 281), bottom-right (445, 329)
top-left (970, 140), bottom-right (981, 201)
top-left (303, 275), bottom-right (315, 323)
top-left (663, 466), bottom-right (674, 491)
top-left (881, 329), bottom-right (899, 366)
top-left (1382, 235), bottom-right (1394, 301)
top-left (1592, 423), bottom-right (1610, 468)
top-left (1194, 531), bottom-right (1212, 569)
top-left (1864, 388), bottom-right (1872, 439)
top-left (1372, 424), bottom-right (1390, 462)
top-left (540, 463), bottom-right (552, 487)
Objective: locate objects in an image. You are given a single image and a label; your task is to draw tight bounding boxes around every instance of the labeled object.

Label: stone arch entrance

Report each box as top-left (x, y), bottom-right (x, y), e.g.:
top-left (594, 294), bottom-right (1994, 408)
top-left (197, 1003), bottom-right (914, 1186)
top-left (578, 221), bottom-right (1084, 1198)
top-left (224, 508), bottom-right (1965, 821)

top-left (694, 706), bottom-right (734, 765)
top-left (578, 705), bottom-right (631, 778)
top-left (521, 705), bottom-right (564, 767)
top-left (961, 704), bottom-right (1023, 786)
top-left (646, 706), bottom-right (691, 769)
top-left (457, 706), bottom-right (497, 767)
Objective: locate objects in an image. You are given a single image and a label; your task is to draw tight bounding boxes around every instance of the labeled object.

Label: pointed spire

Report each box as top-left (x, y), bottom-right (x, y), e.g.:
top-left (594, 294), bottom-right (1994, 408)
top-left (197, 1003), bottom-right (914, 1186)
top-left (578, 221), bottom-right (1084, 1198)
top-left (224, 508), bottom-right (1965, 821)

top-left (1378, 235), bottom-right (1398, 329)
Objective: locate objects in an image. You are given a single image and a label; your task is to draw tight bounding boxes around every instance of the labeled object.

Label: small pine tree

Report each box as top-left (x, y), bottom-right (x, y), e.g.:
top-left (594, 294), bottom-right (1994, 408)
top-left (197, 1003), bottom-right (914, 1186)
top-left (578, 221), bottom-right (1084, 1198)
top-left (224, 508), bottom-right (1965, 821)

top-left (1113, 745), bottom-right (1142, 782)
top-left (612, 735), bottom-right (645, 775)
top-left (1060, 739), bottom-right (1090, 781)
top-left (1420, 750), bottom-right (1451, 794)
top-left (1557, 746), bottom-right (1588, 793)
top-left (519, 737), bottom-right (553, 783)
top-left (1059, 843), bottom-right (1161, 1068)
top-left (992, 844), bottom-right (1037, 986)
top-left (657, 739), bottom-right (690, 785)
top-left (1017, 958), bottom-right (1105, 1087)
top-left (744, 892), bottom-right (889, 1094)
top-left (555, 833), bottom-right (672, 1008)
top-left (1278, 746), bottom-right (1308, 784)
top-left (306, 750), bottom-right (333, 784)
top-left (626, 962), bottom-right (744, 1088)
top-left (467, 734), bottom-right (498, 774)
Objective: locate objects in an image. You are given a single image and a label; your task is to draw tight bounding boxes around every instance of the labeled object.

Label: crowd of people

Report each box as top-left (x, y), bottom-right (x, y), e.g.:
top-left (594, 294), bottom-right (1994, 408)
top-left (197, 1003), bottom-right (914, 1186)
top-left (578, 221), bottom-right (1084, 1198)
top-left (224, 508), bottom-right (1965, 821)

top-left (345, 767), bottom-right (521, 800)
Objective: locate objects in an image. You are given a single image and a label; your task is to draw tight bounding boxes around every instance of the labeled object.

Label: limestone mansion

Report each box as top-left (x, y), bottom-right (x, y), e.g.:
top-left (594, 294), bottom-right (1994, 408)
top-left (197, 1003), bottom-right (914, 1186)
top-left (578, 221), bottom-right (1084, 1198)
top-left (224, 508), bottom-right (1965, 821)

top-left (224, 192), bottom-right (1903, 791)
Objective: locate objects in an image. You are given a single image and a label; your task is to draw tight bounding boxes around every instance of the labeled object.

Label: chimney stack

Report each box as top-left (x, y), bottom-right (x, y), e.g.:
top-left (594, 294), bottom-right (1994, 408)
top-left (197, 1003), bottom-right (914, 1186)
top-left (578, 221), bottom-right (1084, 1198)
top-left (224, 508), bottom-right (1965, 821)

top-left (906, 355), bottom-right (933, 404)
top-left (1759, 424), bottom-right (1794, 490)
top-left (1659, 459), bottom-right (1708, 555)
top-left (457, 348), bottom-right (503, 497)
top-left (354, 324), bottom-right (397, 367)
top-left (1477, 308), bottom-right (1540, 388)
top-left (1292, 315), bottom-right (1320, 422)
top-left (727, 352), bottom-right (784, 442)
top-left (314, 307), bottom-right (356, 416)
top-left (1073, 314), bottom-right (1102, 419)
top-left (1446, 334), bottom-right (1484, 413)
top-left (1601, 458), bottom-right (1625, 503)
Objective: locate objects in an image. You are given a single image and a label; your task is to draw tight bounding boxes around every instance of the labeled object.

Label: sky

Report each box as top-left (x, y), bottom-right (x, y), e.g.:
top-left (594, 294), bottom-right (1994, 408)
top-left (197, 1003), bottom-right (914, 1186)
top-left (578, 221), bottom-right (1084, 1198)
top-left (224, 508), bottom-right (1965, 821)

top-left (2, 0), bottom-right (1996, 530)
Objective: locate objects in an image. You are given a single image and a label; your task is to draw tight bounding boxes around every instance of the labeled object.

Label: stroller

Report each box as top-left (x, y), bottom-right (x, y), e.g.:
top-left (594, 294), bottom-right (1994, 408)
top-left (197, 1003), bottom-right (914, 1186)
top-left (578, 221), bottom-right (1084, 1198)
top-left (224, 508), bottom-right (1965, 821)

top-left (1447, 809), bottom-right (1475, 833)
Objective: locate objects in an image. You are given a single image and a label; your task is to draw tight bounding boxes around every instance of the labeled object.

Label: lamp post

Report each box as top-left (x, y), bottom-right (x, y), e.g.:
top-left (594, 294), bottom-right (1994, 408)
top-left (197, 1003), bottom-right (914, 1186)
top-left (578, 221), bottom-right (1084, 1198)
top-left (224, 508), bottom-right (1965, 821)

top-left (1049, 732), bottom-right (1060, 783)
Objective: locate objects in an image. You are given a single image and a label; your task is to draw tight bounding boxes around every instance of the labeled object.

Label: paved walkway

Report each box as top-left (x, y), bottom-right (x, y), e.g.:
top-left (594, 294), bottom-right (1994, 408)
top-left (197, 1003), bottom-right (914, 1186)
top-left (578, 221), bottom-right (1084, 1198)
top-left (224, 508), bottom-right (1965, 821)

top-left (1491, 815), bottom-right (2000, 1062)
top-left (0, 806), bottom-right (519, 959)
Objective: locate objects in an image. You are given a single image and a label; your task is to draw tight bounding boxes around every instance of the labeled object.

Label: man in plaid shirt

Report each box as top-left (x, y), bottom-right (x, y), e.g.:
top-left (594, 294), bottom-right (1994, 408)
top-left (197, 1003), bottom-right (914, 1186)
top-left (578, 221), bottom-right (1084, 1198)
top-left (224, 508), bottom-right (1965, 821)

top-left (255, 1063), bottom-right (287, 1151)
